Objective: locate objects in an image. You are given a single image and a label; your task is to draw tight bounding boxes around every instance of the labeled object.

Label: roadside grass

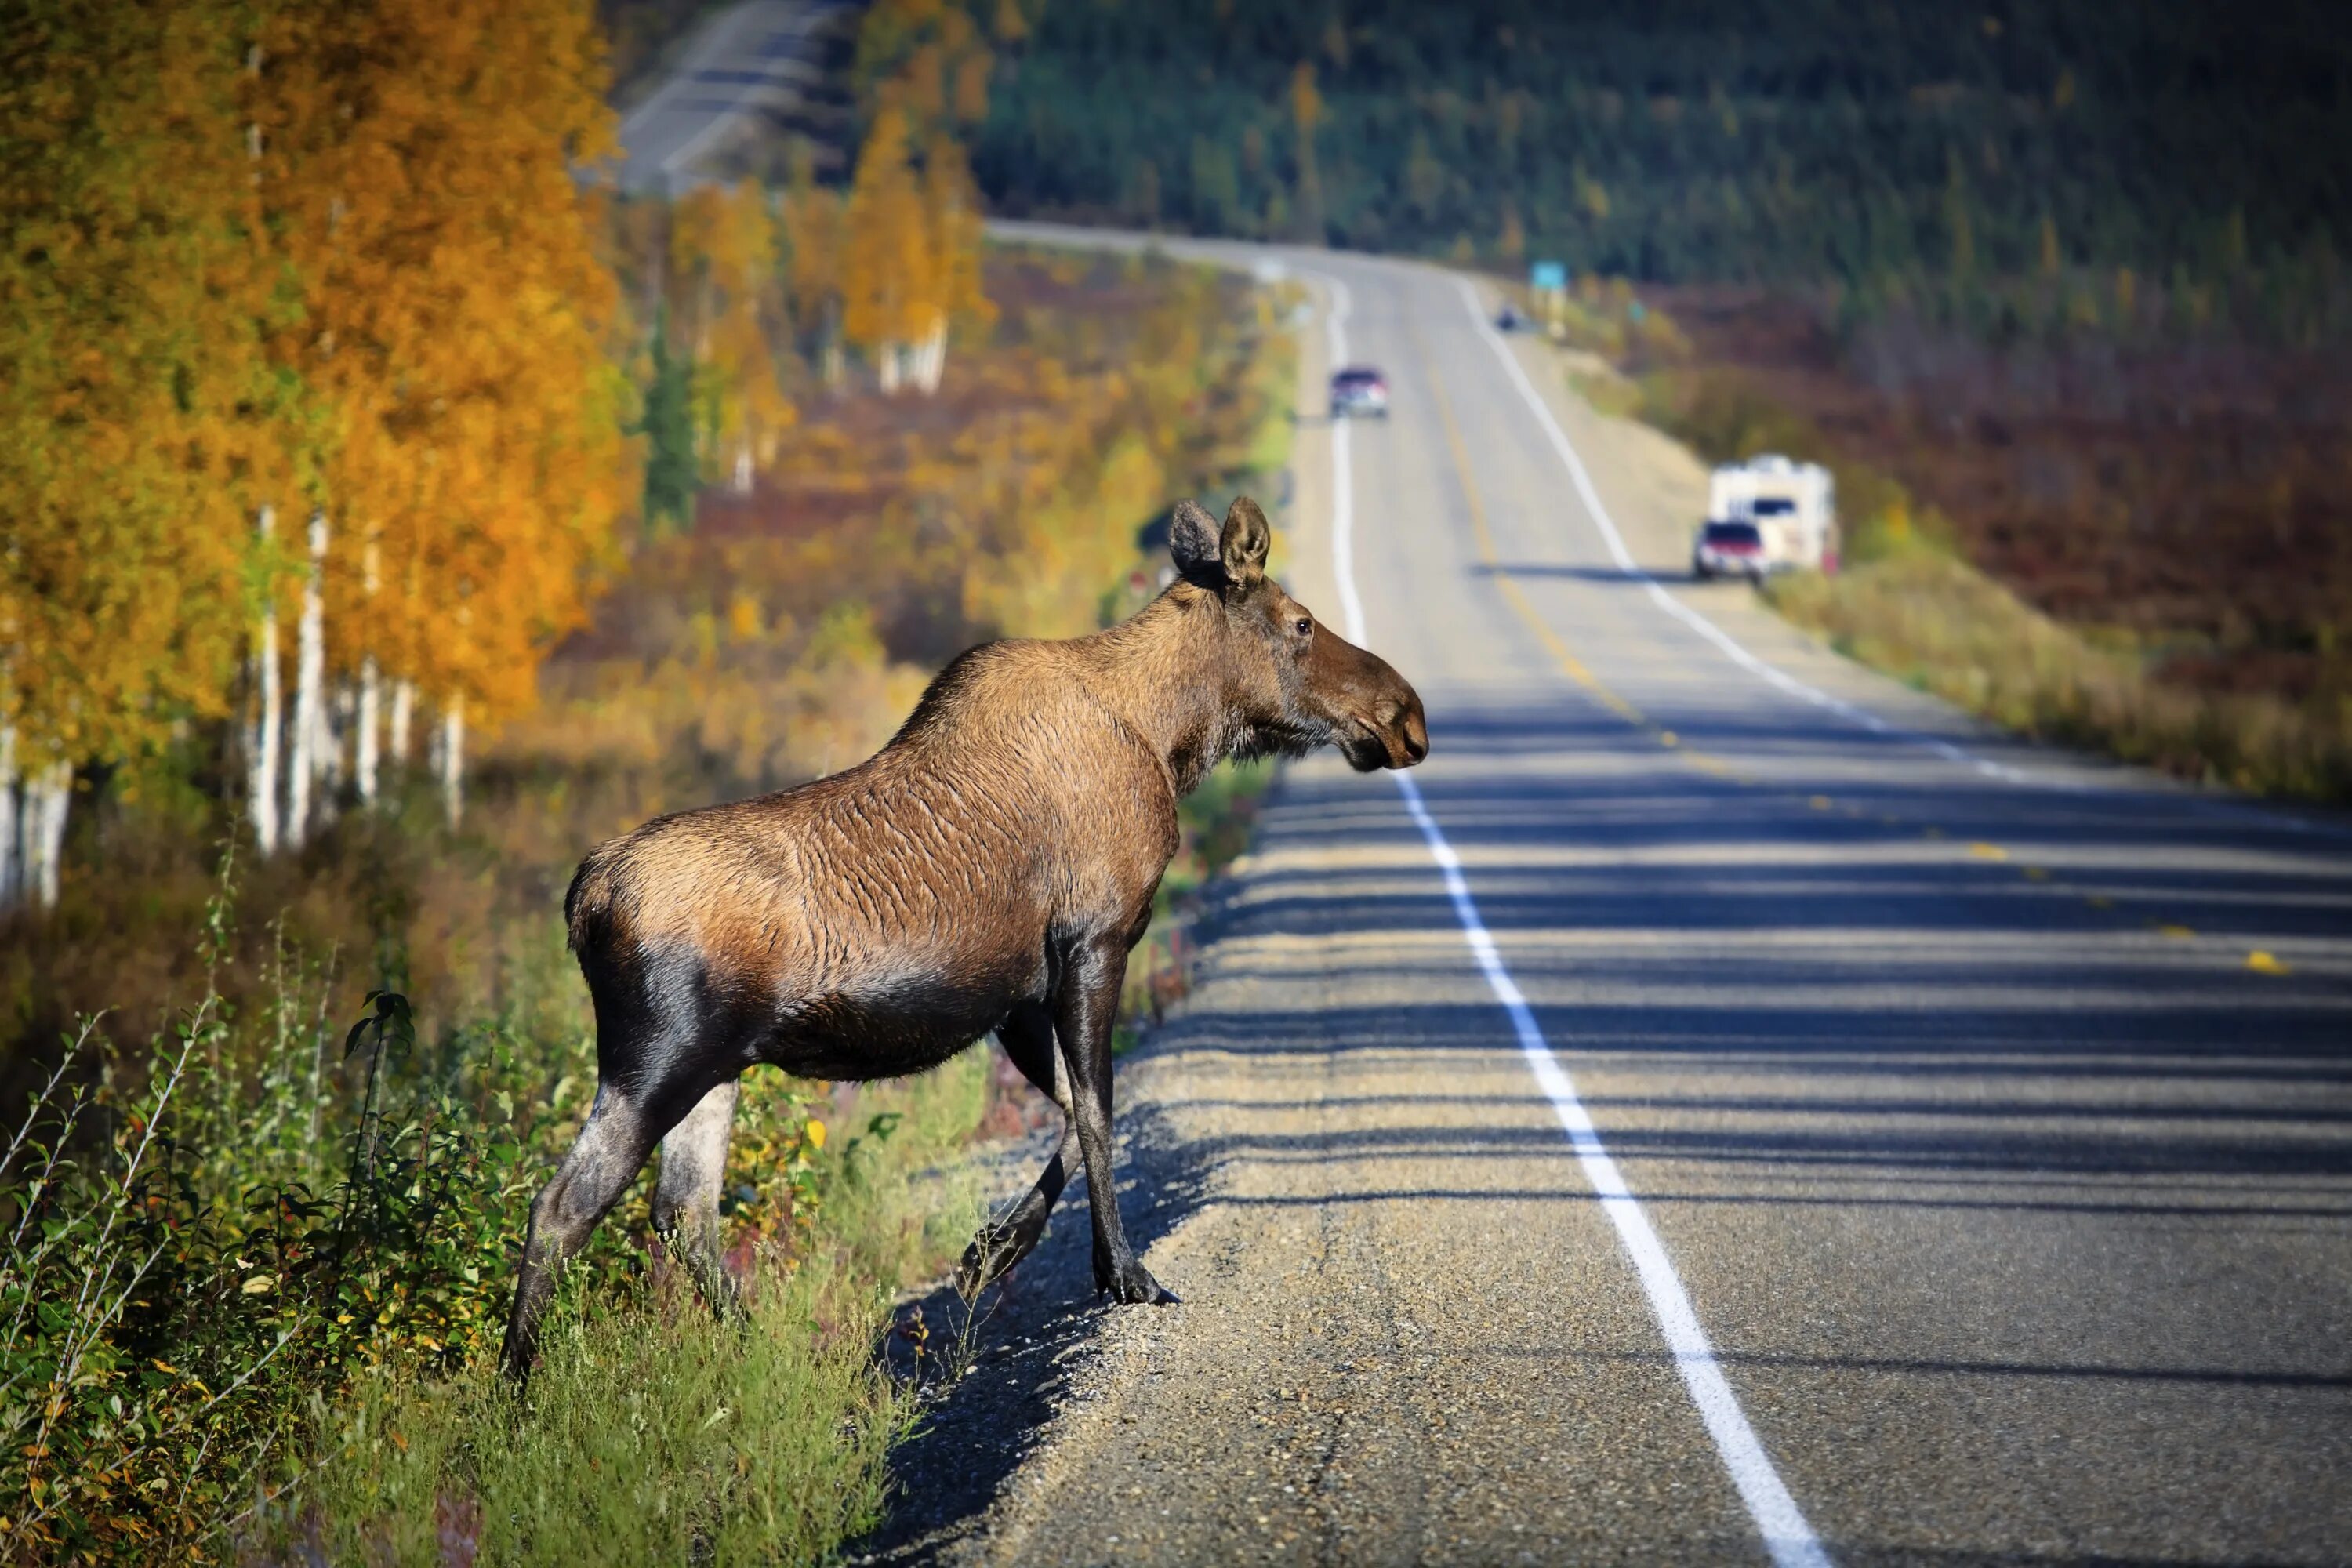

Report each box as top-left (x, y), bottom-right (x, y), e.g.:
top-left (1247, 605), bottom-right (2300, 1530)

top-left (300, 1060), bottom-right (989, 1566)
top-left (1766, 554), bottom-right (2352, 800)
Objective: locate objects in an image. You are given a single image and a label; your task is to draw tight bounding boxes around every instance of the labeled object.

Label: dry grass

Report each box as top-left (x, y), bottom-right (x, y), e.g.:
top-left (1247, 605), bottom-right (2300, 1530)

top-left (1768, 551), bottom-right (2352, 801)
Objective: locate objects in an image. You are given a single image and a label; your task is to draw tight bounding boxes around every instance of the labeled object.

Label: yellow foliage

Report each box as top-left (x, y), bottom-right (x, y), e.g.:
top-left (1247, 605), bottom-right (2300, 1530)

top-left (0, 0), bottom-right (635, 775)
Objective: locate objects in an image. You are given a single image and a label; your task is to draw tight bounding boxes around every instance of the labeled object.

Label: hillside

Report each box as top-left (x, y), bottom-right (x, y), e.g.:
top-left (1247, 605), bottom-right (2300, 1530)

top-left (978, 0), bottom-right (2350, 338)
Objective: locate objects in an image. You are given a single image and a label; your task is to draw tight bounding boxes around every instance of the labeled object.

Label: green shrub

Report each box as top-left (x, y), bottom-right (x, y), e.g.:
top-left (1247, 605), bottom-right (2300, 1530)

top-left (0, 862), bottom-right (989, 1563)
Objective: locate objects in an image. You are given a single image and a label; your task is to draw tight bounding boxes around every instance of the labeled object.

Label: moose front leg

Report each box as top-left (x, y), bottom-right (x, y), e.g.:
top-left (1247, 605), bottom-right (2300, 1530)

top-left (1055, 936), bottom-right (1178, 1305)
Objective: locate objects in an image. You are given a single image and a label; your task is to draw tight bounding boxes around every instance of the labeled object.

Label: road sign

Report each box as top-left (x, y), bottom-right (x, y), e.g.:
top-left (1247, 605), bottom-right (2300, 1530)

top-left (1529, 260), bottom-right (1567, 292)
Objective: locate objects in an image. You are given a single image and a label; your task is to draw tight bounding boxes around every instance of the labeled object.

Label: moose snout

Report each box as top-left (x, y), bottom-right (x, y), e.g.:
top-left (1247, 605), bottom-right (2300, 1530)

top-left (1366, 689), bottom-right (1428, 770)
top-left (1399, 698), bottom-right (1429, 765)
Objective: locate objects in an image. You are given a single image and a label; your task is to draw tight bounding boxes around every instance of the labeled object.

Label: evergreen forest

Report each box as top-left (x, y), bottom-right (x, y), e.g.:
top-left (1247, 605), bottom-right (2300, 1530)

top-left (975, 0), bottom-right (2352, 339)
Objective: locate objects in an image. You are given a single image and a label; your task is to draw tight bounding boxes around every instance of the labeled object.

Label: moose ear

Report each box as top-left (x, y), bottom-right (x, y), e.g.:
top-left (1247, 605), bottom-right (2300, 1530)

top-left (1220, 496), bottom-right (1270, 587)
top-left (1170, 499), bottom-right (1223, 585)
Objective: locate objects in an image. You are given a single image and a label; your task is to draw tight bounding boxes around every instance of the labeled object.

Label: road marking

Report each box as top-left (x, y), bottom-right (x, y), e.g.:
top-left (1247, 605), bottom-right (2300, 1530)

top-left (1315, 270), bottom-right (1833, 1568)
top-left (1408, 334), bottom-right (1650, 728)
top-left (1412, 312), bottom-right (2205, 957)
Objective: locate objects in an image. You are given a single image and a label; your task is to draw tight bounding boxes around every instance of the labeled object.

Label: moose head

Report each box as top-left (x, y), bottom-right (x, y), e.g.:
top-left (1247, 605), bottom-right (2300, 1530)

top-left (1170, 496), bottom-right (1428, 774)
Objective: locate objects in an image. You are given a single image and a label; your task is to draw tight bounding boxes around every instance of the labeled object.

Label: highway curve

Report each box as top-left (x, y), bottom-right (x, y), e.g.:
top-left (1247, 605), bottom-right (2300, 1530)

top-left (859, 234), bottom-right (2352, 1566)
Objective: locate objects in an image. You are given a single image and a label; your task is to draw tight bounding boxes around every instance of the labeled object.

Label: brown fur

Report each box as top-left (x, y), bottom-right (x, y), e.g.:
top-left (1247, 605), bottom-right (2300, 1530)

top-left (503, 497), bottom-right (1425, 1377)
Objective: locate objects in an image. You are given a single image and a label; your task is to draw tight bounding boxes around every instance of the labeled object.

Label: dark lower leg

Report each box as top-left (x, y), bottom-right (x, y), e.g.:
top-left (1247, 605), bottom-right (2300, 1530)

top-left (1055, 940), bottom-right (1174, 1305)
top-left (502, 1088), bottom-right (660, 1381)
top-left (959, 1007), bottom-right (1077, 1295)
top-left (959, 1121), bottom-right (1077, 1295)
top-left (652, 1079), bottom-right (741, 1319)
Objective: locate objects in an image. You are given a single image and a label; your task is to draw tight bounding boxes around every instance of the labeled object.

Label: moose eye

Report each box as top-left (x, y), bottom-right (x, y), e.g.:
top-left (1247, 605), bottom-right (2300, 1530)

top-left (1292, 615), bottom-right (1312, 637)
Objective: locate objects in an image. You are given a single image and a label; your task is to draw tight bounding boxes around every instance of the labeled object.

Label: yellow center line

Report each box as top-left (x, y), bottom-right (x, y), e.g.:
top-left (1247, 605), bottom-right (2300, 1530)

top-left (1410, 323), bottom-right (1649, 729)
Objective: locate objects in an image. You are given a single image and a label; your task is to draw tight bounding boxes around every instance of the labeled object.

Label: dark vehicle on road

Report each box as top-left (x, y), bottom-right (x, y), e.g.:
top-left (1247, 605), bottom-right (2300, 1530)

top-left (1330, 365), bottom-right (1389, 418)
top-left (1691, 520), bottom-right (1767, 581)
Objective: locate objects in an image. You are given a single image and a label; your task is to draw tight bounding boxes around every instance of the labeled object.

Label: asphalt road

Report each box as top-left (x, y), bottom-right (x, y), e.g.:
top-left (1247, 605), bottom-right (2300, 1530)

top-left (611, 0), bottom-right (848, 194)
top-left (861, 234), bottom-right (2352, 1566)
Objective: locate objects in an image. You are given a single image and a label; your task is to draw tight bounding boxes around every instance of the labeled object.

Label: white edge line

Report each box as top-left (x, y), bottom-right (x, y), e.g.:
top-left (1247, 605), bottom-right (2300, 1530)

top-left (1310, 269), bottom-right (1834, 1568)
top-left (1446, 273), bottom-right (2352, 843)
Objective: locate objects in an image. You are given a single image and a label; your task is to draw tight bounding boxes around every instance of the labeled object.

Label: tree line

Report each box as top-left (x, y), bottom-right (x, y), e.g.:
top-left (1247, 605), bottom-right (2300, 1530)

top-left (969, 0), bottom-right (2352, 343)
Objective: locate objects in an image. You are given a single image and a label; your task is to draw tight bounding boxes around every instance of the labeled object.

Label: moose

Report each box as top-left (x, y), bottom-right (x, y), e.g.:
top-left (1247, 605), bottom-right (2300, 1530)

top-left (502, 495), bottom-right (1427, 1378)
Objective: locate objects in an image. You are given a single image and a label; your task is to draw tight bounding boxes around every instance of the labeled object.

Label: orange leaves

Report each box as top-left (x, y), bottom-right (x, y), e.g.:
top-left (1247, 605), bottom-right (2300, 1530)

top-left (855, 0), bottom-right (993, 137)
top-left (259, 0), bottom-right (630, 725)
top-left (840, 107), bottom-right (991, 391)
top-left (842, 105), bottom-right (928, 361)
top-left (670, 180), bottom-right (796, 485)
top-left (834, 0), bottom-right (996, 391)
top-left (1, 0), bottom-right (634, 792)
top-left (0, 0), bottom-right (260, 768)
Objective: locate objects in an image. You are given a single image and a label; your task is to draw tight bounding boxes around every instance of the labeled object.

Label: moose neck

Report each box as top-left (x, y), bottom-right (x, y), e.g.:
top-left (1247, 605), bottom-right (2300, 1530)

top-left (1098, 587), bottom-right (1247, 799)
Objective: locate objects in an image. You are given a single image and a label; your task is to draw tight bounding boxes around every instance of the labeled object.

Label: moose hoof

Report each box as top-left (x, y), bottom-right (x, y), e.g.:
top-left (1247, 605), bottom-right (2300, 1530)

top-left (957, 1232), bottom-right (1013, 1298)
top-left (1100, 1261), bottom-right (1180, 1305)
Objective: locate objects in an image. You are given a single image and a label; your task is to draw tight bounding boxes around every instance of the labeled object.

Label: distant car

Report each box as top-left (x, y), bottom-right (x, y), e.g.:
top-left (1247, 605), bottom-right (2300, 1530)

top-left (1330, 366), bottom-right (1389, 419)
top-left (1691, 520), bottom-right (1767, 581)
top-left (1496, 303), bottom-right (1524, 332)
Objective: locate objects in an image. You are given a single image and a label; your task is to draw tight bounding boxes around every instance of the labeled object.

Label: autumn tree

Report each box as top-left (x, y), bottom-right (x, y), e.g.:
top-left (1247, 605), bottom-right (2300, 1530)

top-left (837, 0), bottom-right (995, 394)
top-left (0, 0), bottom-right (637, 907)
top-left (256, 0), bottom-right (631, 829)
top-left (670, 180), bottom-right (795, 492)
top-left (779, 142), bottom-right (849, 387)
top-left (842, 105), bottom-right (929, 392)
top-left (0, 0), bottom-right (275, 906)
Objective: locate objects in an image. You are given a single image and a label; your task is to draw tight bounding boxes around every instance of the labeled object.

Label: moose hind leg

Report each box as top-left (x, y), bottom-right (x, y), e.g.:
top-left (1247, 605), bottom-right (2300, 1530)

top-left (501, 1086), bottom-right (665, 1381)
top-left (653, 1078), bottom-right (742, 1320)
top-left (958, 1004), bottom-right (1077, 1297)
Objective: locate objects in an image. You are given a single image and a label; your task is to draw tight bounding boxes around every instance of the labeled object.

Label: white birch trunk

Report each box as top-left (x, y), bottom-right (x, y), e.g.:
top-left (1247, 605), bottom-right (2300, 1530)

top-left (27, 759), bottom-right (68, 910)
top-left (354, 539), bottom-right (380, 806)
top-left (0, 723), bottom-right (16, 910)
top-left (731, 446), bottom-right (753, 495)
top-left (249, 505), bottom-right (282, 855)
top-left (390, 678), bottom-right (414, 767)
top-left (317, 684), bottom-right (347, 825)
top-left (285, 509), bottom-right (328, 845)
top-left (438, 698), bottom-right (465, 829)
top-left (356, 658), bottom-right (381, 806)
top-left (877, 339), bottom-right (902, 394)
top-left (913, 318), bottom-right (948, 393)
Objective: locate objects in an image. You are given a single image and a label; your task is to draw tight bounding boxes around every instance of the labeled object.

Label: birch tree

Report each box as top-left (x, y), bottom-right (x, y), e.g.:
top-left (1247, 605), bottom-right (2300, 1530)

top-left (248, 506), bottom-right (284, 852)
top-left (0, 720), bottom-right (16, 910)
top-left (285, 510), bottom-right (327, 846)
top-left (0, 0), bottom-right (267, 904)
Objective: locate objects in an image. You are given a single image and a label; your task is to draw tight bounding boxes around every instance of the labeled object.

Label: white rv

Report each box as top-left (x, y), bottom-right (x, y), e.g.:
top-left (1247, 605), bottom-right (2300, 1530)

top-left (1691, 454), bottom-right (1839, 579)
